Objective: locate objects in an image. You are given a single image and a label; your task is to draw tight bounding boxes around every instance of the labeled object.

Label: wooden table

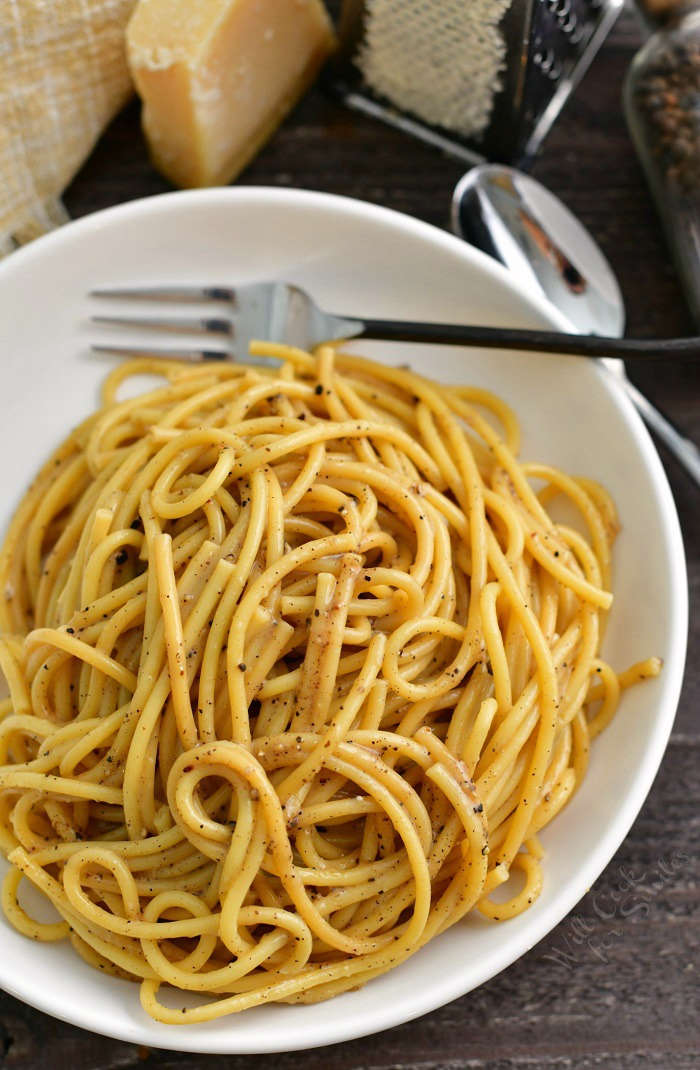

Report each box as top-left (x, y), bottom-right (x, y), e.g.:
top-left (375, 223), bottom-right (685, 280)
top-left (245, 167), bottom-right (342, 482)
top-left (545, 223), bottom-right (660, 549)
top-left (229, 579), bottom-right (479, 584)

top-left (1, 7), bottom-right (698, 1068)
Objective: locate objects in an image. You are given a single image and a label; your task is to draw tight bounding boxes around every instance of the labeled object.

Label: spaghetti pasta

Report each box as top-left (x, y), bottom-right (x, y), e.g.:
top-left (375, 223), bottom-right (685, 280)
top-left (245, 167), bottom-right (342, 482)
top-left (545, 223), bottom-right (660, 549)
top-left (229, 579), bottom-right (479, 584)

top-left (0, 344), bottom-right (660, 1023)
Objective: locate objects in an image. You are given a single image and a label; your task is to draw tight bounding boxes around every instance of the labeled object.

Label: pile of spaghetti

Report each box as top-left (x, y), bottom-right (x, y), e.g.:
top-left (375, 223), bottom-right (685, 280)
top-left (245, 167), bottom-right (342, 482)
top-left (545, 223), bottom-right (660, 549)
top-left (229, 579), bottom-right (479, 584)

top-left (0, 344), bottom-right (659, 1023)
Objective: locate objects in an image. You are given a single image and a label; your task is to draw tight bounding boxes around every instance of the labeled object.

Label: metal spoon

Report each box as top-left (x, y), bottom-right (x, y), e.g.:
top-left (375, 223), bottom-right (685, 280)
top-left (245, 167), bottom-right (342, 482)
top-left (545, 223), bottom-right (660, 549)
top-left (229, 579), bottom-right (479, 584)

top-left (452, 164), bottom-right (700, 487)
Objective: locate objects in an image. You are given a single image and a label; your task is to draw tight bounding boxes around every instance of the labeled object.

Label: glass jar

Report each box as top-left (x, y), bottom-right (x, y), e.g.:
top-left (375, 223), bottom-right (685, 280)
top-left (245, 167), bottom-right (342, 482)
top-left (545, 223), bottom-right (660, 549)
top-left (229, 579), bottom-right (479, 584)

top-left (624, 0), bottom-right (700, 326)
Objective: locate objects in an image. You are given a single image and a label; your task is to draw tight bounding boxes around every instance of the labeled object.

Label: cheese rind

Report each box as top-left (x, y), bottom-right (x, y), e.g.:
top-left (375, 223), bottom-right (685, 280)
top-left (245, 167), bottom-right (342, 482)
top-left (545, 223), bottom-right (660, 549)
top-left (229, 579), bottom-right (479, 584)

top-left (126, 0), bottom-right (335, 188)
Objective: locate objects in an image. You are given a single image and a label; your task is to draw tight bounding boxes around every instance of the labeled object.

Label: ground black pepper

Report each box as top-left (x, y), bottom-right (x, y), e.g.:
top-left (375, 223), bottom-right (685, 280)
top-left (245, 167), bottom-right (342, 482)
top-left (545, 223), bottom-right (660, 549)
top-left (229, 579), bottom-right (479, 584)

top-left (625, 2), bottom-right (700, 323)
top-left (629, 26), bottom-right (700, 192)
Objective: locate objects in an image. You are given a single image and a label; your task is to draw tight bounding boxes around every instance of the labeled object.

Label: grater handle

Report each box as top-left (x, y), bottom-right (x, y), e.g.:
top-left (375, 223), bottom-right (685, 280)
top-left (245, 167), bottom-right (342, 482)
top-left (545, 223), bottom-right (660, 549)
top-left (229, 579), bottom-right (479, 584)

top-left (347, 318), bottom-right (700, 360)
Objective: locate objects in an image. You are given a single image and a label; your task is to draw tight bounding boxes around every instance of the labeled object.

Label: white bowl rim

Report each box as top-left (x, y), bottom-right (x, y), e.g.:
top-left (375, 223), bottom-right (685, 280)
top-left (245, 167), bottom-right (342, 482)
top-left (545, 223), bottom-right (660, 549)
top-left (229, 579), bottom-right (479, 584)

top-left (0, 186), bottom-right (688, 1054)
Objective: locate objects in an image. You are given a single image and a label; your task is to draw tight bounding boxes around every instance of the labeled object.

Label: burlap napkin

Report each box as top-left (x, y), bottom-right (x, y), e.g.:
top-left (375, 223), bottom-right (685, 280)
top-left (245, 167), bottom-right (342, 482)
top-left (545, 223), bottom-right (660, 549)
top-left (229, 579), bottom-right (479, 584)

top-left (0, 0), bottom-right (136, 254)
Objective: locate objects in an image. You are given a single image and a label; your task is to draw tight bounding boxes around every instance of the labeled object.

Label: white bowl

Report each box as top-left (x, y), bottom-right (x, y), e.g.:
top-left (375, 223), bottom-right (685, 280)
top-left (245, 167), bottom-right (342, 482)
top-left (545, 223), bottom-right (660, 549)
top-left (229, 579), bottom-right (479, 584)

top-left (0, 188), bottom-right (687, 1054)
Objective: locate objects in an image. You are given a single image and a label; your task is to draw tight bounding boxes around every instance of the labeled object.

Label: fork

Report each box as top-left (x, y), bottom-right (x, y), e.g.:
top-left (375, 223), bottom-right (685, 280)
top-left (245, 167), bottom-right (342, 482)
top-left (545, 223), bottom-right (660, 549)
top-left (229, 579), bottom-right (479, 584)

top-left (91, 280), bottom-right (700, 362)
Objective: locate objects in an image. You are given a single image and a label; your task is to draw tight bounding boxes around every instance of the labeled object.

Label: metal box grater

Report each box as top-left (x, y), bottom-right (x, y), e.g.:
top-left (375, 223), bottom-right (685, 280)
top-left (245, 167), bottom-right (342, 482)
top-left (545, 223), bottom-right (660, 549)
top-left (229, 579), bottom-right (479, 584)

top-left (327, 0), bottom-right (624, 168)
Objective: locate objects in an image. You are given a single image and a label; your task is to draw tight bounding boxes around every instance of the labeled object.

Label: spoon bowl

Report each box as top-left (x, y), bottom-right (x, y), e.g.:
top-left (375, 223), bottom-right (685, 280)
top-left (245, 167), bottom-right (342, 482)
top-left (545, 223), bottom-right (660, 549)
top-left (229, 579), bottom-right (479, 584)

top-left (452, 164), bottom-right (624, 337)
top-left (451, 163), bottom-right (700, 486)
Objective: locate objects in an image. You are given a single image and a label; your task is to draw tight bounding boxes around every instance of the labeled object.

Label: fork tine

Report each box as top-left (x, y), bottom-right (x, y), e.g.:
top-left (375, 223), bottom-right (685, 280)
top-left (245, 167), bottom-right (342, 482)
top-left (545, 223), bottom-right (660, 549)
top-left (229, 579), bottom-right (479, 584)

top-left (91, 344), bottom-right (231, 363)
top-left (90, 285), bottom-right (235, 303)
top-left (92, 315), bottom-right (233, 336)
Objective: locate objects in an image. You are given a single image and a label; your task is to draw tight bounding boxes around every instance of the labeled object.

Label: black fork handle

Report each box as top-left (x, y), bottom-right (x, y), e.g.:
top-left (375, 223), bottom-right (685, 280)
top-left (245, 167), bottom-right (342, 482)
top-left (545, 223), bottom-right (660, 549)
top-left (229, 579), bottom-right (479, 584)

top-left (350, 319), bottom-right (700, 360)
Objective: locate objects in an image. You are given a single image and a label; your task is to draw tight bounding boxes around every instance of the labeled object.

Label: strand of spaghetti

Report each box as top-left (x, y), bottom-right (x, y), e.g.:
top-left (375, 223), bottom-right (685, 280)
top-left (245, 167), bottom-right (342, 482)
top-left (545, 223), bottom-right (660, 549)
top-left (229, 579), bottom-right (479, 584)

top-left (1, 866), bottom-right (70, 941)
top-left (278, 632), bottom-right (387, 814)
top-left (121, 555), bottom-right (236, 838)
top-left (0, 770), bottom-right (122, 803)
top-left (0, 637), bottom-right (32, 716)
top-left (226, 531), bottom-right (359, 743)
top-left (24, 455), bottom-right (91, 605)
top-left (292, 554), bottom-right (362, 734)
top-left (484, 528), bottom-right (560, 865)
top-left (153, 533), bottom-right (197, 750)
top-left (23, 630), bottom-right (136, 691)
top-left (480, 584), bottom-right (512, 712)
top-left (229, 419), bottom-right (443, 485)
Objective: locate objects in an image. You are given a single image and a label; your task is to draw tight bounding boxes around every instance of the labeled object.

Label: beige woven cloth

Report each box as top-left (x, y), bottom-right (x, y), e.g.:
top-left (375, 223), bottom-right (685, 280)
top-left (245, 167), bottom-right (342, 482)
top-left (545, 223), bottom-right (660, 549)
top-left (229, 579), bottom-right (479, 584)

top-left (0, 0), bottom-right (136, 254)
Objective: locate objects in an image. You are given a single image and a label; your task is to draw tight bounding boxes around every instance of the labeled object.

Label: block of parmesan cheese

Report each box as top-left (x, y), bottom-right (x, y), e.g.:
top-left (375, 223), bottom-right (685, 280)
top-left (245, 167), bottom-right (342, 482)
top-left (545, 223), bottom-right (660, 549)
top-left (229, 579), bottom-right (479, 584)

top-left (126, 0), bottom-right (335, 188)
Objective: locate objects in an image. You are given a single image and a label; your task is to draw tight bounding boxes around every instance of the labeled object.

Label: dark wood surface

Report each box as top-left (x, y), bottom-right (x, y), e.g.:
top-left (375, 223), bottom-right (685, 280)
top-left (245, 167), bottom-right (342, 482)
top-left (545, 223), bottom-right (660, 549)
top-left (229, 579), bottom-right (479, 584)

top-left (2, 6), bottom-right (698, 1068)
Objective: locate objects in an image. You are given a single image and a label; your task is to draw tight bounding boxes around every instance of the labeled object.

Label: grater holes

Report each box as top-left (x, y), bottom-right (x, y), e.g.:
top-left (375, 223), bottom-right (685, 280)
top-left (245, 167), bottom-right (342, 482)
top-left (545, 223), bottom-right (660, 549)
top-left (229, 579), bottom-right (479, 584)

top-left (569, 21), bottom-right (587, 45)
top-left (355, 0), bottom-right (514, 139)
top-left (561, 13), bottom-right (578, 35)
top-left (533, 48), bottom-right (562, 81)
top-left (542, 0), bottom-right (577, 31)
